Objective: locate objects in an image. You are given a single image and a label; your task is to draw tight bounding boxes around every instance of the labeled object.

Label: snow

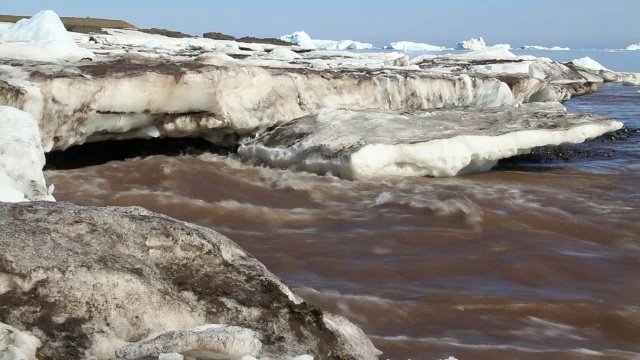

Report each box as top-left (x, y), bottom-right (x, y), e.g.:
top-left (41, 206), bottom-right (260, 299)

top-left (386, 41), bottom-right (448, 52)
top-left (444, 47), bottom-right (518, 60)
top-left (0, 322), bottom-right (41, 360)
top-left (0, 106), bottom-right (55, 203)
top-left (279, 31), bottom-right (374, 50)
top-left (239, 106), bottom-right (622, 180)
top-left (0, 10), bottom-right (94, 62)
top-left (457, 37), bottom-right (487, 50)
top-left (571, 56), bottom-right (608, 71)
top-left (115, 324), bottom-right (262, 359)
top-left (626, 43), bottom-right (640, 50)
top-left (520, 45), bottom-right (571, 51)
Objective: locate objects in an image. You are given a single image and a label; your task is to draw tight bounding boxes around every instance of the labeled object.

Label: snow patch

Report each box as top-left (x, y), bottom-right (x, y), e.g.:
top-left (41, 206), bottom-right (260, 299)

top-left (0, 106), bottom-right (55, 202)
top-left (0, 10), bottom-right (94, 61)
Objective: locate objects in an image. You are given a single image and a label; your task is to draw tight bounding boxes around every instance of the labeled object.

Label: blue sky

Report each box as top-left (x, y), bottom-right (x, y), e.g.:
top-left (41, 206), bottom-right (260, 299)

top-left (3, 0), bottom-right (639, 48)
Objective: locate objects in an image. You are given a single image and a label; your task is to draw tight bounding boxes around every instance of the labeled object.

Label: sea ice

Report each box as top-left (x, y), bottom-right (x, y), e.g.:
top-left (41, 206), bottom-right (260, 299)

top-left (520, 45), bottom-right (571, 51)
top-left (385, 41), bottom-right (448, 51)
top-left (0, 106), bottom-right (55, 202)
top-left (571, 57), bottom-right (608, 71)
top-left (456, 37), bottom-right (487, 50)
top-left (239, 105), bottom-right (622, 180)
top-left (626, 43), bottom-right (640, 50)
top-left (279, 31), bottom-right (374, 50)
top-left (0, 10), bottom-right (94, 61)
top-left (622, 73), bottom-right (640, 86)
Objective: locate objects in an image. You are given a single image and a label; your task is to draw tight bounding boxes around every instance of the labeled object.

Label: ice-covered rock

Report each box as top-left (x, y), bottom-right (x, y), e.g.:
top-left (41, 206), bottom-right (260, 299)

top-left (571, 56), bottom-right (608, 71)
top-left (0, 201), bottom-right (381, 359)
top-left (385, 41), bottom-right (448, 51)
top-left (238, 105), bottom-right (622, 179)
top-left (115, 325), bottom-right (262, 359)
top-left (0, 106), bottom-right (54, 202)
top-left (279, 31), bottom-right (374, 50)
top-left (0, 323), bottom-right (41, 360)
top-left (457, 37), bottom-right (487, 50)
top-left (0, 10), bottom-right (94, 62)
top-left (626, 43), bottom-right (640, 50)
top-left (520, 45), bottom-right (570, 51)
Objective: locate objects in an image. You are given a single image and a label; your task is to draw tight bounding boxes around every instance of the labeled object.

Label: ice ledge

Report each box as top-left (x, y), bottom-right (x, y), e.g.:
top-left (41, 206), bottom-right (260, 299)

top-left (239, 104), bottom-right (622, 180)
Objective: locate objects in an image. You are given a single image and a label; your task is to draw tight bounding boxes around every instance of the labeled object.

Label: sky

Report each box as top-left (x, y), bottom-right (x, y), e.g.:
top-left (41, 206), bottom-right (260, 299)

top-left (3, 0), bottom-right (639, 48)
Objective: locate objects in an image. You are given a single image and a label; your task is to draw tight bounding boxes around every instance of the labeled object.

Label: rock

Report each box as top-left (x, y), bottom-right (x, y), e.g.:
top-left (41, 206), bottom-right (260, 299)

top-left (139, 28), bottom-right (193, 39)
top-left (115, 325), bottom-right (261, 359)
top-left (0, 201), bottom-right (381, 359)
top-left (236, 37), bottom-right (292, 46)
top-left (202, 32), bottom-right (236, 41)
top-left (238, 104), bottom-right (622, 179)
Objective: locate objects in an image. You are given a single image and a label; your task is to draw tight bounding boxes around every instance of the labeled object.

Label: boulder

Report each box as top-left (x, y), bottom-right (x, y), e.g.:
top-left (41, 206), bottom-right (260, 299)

top-left (0, 201), bottom-right (381, 359)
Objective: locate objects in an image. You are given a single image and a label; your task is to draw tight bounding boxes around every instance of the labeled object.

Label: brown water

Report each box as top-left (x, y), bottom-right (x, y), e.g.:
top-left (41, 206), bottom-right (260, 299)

top-left (44, 84), bottom-right (640, 359)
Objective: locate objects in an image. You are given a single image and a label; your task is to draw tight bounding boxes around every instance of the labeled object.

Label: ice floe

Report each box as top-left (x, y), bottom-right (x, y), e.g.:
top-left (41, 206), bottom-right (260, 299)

top-left (626, 43), bottom-right (640, 50)
top-left (571, 57), bottom-right (608, 71)
top-left (457, 37), bottom-right (487, 50)
top-left (0, 10), bottom-right (94, 62)
top-left (385, 41), bottom-right (449, 51)
top-left (520, 45), bottom-right (571, 51)
top-left (0, 106), bottom-right (54, 202)
top-left (239, 104), bottom-right (622, 180)
top-left (279, 31), bottom-right (374, 50)
top-left (622, 73), bottom-right (640, 86)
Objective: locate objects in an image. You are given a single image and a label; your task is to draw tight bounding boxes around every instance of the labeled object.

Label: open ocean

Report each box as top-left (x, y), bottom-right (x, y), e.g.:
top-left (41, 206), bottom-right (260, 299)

top-left (45, 49), bottom-right (640, 359)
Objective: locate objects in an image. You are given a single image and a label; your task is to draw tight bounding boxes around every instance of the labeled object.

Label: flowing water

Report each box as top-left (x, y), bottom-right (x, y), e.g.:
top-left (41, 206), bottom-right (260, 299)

top-left (44, 81), bottom-right (640, 358)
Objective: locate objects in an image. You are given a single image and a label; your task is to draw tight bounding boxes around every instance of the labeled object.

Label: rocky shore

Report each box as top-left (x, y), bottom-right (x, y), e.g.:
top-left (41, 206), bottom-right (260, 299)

top-left (0, 9), bottom-right (637, 360)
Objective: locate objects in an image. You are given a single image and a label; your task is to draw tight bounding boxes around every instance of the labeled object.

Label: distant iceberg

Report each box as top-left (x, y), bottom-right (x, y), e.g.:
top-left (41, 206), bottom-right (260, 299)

top-left (456, 37), bottom-right (486, 50)
top-left (280, 31), bottom-right (374, 50)
top-left (385, 41), bottom-right (449, 52)
top-left (627, 43), bottom-right (640, 50)
top-left (456, 37), bottom-right (510, 50)
top-left (520, 45), bottom-right (570, 51)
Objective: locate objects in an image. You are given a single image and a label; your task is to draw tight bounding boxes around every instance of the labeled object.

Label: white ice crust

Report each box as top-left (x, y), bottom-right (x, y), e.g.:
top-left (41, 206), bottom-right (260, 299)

top-left (0, 106), bottom-right (55, 202)
top-left (385, 41), bottom-right (449, 52)
top-left (571, 57), bottom-right (608, 71)
top-left (0, 10), bottom-right (94, 62)
top-left (279, 31), bottom-right (374, 50)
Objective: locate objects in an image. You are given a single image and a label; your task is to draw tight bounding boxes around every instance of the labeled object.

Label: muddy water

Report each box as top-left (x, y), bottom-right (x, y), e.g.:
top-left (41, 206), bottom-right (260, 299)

top-left (45, 84), bottom-right (640, 360)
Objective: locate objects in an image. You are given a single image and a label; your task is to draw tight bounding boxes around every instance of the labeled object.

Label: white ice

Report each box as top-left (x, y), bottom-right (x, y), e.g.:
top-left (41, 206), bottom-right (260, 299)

top-left (239, 107), bottom-right (622, 180)
top-left (622, 73), bottom-right (640, 86)
top-left (0, 322), bottom-right (41, 360)
top-left (571, 57), bottom-right (608, 71)
top-left (0, 106), bottom-right (55, 202)
top-left (520, 45), bottom-right (570, 51)
top-left (0, 10), bottom-right (94, 62)
top-left (279, 31), bottom-right (374, 50)
top-left (456, 37), bottom-right (487, 50)
top-left (626, 43), bottom-right (640, 50)
top-left (385, 41), bottom-right (449, 52)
